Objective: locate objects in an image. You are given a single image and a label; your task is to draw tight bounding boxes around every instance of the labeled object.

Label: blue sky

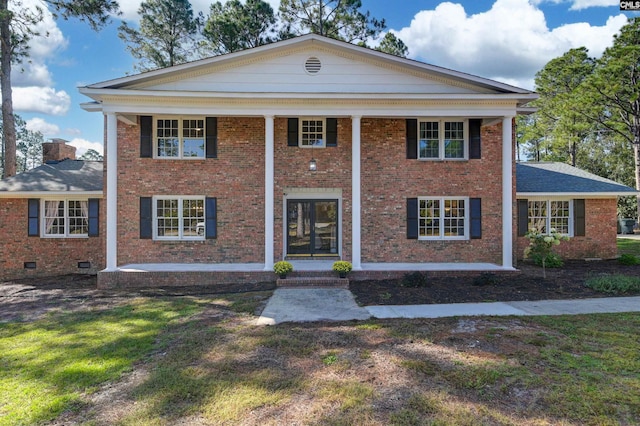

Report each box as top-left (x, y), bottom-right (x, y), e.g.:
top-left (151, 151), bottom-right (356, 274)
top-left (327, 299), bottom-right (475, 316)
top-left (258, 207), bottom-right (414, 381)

top-left (12, 0), bottom-right (639, 156)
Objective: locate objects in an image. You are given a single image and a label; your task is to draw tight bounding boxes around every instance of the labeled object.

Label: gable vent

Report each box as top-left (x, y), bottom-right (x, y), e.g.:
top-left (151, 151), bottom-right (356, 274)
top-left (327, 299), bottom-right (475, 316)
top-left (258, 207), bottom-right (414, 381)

top-left (305, 57), bottom-right (322, 74)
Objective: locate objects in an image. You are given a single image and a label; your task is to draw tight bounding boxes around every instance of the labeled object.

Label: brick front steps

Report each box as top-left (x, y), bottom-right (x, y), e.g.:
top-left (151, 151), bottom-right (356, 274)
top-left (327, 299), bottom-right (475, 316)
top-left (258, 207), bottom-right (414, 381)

top-left (277, 277), bottom-right (349, 288)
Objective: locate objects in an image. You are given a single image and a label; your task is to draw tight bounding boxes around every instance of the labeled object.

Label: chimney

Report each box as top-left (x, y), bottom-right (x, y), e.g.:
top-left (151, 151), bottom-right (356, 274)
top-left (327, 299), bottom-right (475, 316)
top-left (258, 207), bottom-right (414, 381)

top-left (42, 138), bottom-right (76, 163)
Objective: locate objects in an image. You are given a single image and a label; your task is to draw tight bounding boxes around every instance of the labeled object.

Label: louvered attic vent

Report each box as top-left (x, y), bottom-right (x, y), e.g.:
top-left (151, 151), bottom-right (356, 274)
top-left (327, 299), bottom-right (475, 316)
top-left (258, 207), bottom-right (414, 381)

top-left (305, 57), bottom-right (322, 74)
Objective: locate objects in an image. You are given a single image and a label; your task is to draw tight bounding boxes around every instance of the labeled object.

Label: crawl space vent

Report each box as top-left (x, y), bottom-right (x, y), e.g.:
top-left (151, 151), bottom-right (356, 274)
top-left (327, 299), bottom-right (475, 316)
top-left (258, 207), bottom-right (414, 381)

top-left (305, 57), bottom-right (322, 74)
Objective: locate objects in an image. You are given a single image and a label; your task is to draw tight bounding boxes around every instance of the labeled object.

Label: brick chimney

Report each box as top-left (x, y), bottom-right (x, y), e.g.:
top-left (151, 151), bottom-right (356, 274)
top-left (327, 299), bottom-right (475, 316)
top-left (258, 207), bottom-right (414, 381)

top-left (42, 138), bottom-right (76, 163)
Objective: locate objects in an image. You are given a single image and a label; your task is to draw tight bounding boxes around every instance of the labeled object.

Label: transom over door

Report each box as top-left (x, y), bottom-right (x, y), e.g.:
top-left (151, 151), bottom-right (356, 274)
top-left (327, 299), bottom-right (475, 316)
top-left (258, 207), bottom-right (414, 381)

top-left (286, 200), bottom-right (338, 256)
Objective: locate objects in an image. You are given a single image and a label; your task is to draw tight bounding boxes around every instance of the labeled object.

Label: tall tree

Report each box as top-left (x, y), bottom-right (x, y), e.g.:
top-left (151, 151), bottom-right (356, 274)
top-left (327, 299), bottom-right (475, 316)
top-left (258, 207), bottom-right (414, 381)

top-left (16, 116), bottom-right (44, 172)
top-left (278, 0), bottom-right (386, 44)
top-left (375, 32), bottom-right (408, 58)
top-left (119, 0), bottom-right (200, 72)
top-left (527, 48), bottom-right (595, 166)
top-left (0, 0), bottom-right (119, 179)
top-left (582, 18), bottom-right (640, 219)
top-left (79, 148), bottom-right (103, 161)
top-left (202, 0), bottom-right (277, 55)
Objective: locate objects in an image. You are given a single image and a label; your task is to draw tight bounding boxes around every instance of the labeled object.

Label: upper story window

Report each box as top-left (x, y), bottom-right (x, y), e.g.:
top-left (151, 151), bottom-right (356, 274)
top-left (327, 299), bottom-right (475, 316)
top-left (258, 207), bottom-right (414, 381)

top-left (418, 197), bottom-right (468, 240)
top-left (156, 118), bottom-right (205, 158)
top-left (528, 200), bottom-right (572, 236)
top-left (42, 199), bottom-right (88, 238)
top-left (418, 119), bottom-right (467, 160)
top-left (300, 118), bottom-right (325, 147)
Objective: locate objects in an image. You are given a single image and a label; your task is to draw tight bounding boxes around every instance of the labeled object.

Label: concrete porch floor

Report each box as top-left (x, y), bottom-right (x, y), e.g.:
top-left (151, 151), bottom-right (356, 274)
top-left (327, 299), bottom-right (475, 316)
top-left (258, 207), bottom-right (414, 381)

top-left (116, 261), bottom-right (516, 273)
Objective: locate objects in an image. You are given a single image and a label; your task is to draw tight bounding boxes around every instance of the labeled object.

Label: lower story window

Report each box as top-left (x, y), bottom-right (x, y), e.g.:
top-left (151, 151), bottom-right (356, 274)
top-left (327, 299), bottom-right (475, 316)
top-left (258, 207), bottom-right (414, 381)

top-left (528, 200), bottom-right (571, 235)
top-left (155, 197), bottom-right (204, 240)
top-left (43, 200), bottom-right (88, 237)
top-left (418, 197), bottom-right (468, 240)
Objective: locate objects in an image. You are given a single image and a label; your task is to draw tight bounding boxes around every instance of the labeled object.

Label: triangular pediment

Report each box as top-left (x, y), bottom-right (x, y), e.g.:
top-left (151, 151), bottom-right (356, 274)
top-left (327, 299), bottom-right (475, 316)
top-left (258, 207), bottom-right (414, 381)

top-left (86, 35), bottom-right (532, 98)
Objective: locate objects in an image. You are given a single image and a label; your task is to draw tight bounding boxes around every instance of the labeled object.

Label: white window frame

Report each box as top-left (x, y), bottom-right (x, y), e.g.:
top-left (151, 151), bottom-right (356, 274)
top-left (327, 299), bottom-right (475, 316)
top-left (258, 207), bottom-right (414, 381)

top-left (41, 198), bottom-right (89, 238)
top-left (418, 196), bottom-right (469, 240)
top-left (154, 116), bottom-right (206, 159)
top-left (153, 196), bottom-right (205, 241)
top-left (418, 118), bottom-right (468, 160)
top-left (527, 198), bottom-right (573, 236)
top-left (299, 117), bottom-right (326, 148)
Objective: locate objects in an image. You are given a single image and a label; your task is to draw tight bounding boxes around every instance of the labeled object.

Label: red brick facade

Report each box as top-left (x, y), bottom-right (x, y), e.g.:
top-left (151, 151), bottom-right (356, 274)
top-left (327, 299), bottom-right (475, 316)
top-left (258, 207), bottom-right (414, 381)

top-left (516, 198), bottom-right (619, 260)
top-left (0, 198), bottom-right (105, 280)
top-left (110, 116), bottom-right (508, 266)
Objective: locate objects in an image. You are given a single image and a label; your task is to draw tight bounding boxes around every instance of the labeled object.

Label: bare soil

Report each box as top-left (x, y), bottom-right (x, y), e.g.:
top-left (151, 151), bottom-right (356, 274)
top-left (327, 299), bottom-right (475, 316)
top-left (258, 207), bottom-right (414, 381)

top-left (350, 259), bottom-right (640, 306)
top-left (1, 259), bottom-right (638, 323)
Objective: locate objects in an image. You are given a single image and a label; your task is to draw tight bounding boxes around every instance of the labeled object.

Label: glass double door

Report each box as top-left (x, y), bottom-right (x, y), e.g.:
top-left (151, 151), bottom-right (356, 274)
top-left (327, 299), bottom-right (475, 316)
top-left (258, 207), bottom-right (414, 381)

top-left (287, 200), bottom-right (338, 256)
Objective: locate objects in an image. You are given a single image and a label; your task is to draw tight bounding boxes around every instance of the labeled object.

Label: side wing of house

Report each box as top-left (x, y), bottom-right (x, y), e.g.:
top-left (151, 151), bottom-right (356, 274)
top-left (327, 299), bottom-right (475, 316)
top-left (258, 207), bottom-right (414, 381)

top-left (0, 156), bottom-right (105, 280)
top-left (515, 162), bottom-right (639, 260)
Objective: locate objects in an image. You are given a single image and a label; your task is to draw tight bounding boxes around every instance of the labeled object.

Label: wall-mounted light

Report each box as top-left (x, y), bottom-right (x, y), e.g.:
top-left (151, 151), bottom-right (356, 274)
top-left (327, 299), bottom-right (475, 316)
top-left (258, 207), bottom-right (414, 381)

top-left (309, 158), bottom-right (317, 171)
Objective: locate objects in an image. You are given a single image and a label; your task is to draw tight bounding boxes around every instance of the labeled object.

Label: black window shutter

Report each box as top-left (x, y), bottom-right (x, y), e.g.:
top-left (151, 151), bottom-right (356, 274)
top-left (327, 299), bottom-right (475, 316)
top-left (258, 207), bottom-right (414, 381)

top-left (206, 117), bottom-right (218, 158)
top-left (140, 116), bottom-right (153, 158)
top-left (28, 199), bottom-right (39, 236)
top-left (140, 197), bottom-right (153, 239)
top-left (288, 118), bottom-right (299, 147)
top-left (326, 118), bottom-right (337, 147)
top-left (517, 199), bottom-right (529, 237)
top-left (88, 199), bottom-right (100, 237)
top-left (574, 199), bottom-right (586, 236)
top-left (406, 119), bottom-right (417, 159)
top-left (469, 119), bottom-right (482, 159)
top-left (470, 198), bottom-right (482, 239)
top-left (205, 197), bottom-right (217, 239)
top-left (407, 198), bottom-right (418, 239)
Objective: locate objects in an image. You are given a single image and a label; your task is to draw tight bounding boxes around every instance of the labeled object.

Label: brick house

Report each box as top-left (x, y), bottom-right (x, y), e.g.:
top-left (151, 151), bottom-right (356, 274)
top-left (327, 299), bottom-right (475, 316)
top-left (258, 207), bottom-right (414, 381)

top-left (0, 140), bottom-right (104, 278)
top-left (2, 35), bottom-right (634, 285)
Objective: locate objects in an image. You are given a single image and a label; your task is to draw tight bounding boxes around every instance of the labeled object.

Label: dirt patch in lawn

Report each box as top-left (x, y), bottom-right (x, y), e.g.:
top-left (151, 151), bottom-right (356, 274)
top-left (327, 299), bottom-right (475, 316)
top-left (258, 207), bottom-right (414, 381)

top-left (350, 259), bottom-right (640, 306)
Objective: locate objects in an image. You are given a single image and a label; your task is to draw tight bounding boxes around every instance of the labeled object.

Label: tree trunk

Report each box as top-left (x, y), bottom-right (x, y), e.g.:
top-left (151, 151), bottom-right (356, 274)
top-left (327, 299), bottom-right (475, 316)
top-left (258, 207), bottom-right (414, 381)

top-left (634, 141), bottom-right (640, 221)
top-left (0, 0), bottom-right (16, 178)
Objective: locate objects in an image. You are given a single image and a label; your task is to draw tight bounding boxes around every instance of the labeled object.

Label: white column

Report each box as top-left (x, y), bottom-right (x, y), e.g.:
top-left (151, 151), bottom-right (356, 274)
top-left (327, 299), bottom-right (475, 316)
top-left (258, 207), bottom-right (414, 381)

top-left (264, 115), bottom-right (275, 271)
top-left (502, 116), bottom-right (514, 269)
top-left (105, 113), bottom-right (118, 271)
top-left (351, 115), bottom-right (362, 270)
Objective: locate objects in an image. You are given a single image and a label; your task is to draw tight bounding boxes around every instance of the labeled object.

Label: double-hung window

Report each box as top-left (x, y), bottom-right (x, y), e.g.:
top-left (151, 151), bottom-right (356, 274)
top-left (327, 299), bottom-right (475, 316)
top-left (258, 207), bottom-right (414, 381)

top-left (418, 197), bottom-right (468, 240)
top-left (300, 118), bottom-right (325, 147)
top-left (156, 118), bottom-right (205, 158)
top-left (528, 200), bottom-right (572, 235)
top-left (154, 196), bottom-right (205, 240)
top-left (418, 119), bottom-right (467, 160)
top-left (42, 199), bottom-right (88, 237)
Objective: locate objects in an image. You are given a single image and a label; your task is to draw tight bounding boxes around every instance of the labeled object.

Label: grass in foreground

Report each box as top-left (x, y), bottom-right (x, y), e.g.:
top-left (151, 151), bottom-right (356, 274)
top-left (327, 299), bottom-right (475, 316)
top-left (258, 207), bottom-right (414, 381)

top-left (2, 292), bottom-right (639, 425)
top-left (0, 298), bottom-right (201, 426)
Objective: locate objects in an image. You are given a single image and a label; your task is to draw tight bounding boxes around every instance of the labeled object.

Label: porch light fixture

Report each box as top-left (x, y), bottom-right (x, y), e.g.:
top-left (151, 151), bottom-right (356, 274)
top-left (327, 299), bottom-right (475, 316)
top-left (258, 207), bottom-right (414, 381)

top-left (309, 157), bottom-right (317, 171)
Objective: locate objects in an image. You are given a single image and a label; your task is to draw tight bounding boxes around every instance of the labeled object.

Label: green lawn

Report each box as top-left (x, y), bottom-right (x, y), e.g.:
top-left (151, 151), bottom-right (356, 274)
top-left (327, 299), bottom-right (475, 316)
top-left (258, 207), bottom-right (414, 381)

top-left (2, 293), bottom-right (639, 425)
top-left (618, 237), bottom-right (640, 256)
top-left (0, 298), bottom-right (201, 426)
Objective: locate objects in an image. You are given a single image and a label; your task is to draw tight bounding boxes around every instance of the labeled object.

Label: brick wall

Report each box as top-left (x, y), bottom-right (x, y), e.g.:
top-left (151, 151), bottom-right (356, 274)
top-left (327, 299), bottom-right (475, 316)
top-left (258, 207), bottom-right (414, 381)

top-left (113, 116), bottom-right (508, 266)
top-left (115, 117), bottom-right (266, 265)
top-left (0, 198), bottom-right (105, 280)
top-left (515, 198), bottom-right (619, 260)
top-left (360, 119), bottom-right (505, 264)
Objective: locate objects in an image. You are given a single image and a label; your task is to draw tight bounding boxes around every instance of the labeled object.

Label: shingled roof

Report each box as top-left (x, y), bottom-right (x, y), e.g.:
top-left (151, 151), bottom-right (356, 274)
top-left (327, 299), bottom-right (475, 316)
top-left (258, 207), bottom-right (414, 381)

top-left (0, 160), bottom-right (103, 196)
top-left (516, 162), bottom-right (638, 196)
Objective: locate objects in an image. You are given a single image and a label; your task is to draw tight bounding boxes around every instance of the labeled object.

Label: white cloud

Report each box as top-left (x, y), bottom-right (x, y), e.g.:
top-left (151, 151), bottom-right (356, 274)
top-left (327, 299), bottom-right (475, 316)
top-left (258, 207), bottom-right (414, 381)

top-left (569, 0), bottom-right (619, 10)
top-left (25, 117), bottom-right (60, 136)
top-left (68, 138), bottom-right (104, 157)
top-left (119, 0), bottom-right (216, 22)
top-left (13, 87), bottom-right (71, 115)
top-left (395, 0), bottom-right (627, 89)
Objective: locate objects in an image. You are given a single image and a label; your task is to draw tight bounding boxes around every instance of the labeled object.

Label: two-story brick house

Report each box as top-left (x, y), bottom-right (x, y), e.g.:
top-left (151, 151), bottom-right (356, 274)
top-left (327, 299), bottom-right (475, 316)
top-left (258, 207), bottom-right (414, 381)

top-left (74, 34), bottom-right (539, 287)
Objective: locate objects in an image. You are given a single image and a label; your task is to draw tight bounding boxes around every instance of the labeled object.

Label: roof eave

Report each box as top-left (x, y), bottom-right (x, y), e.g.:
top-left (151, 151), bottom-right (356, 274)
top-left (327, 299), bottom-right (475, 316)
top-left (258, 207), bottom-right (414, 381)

top-left (517, 192), bottom-right (639, 198)
top-left (0, 191), bottom-right (103, 198)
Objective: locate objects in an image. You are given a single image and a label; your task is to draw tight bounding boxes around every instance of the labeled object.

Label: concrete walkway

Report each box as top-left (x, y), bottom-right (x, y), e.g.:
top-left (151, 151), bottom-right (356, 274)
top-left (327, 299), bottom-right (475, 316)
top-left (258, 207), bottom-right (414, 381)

top-left (256, 288), bottom-right (640, 325)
